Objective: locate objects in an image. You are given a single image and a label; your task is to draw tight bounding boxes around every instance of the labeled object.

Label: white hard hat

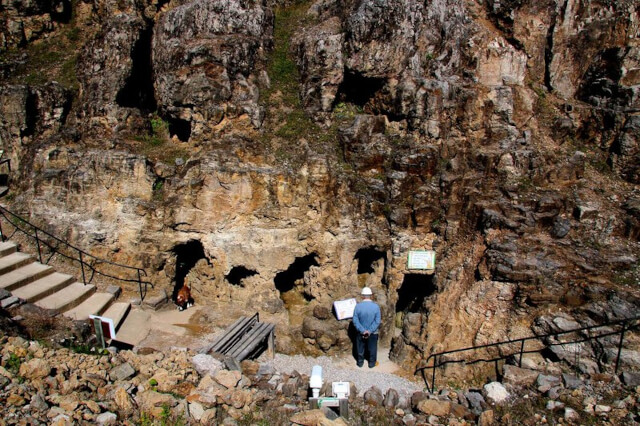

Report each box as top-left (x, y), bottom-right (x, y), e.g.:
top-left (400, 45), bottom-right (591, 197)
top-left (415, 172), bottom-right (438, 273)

top-left (361, 287), bottom-right (372, 296)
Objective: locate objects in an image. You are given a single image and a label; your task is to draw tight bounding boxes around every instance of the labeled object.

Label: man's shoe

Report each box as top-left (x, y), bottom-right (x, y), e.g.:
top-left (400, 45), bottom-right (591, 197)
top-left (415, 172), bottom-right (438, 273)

top-left (357, 363), bottom-right (363, 368)
top-left (368, 361), bottom-right (379, 368)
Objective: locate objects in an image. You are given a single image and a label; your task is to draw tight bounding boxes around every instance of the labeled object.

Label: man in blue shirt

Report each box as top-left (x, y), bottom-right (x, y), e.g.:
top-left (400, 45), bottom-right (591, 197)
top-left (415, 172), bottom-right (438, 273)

top-left (353, 287), bottom-right (381, 368)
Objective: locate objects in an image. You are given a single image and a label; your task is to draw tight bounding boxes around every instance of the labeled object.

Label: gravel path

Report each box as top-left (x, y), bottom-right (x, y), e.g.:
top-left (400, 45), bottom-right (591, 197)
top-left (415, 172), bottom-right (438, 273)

top-left (264, 353), bottom-right (423, 398)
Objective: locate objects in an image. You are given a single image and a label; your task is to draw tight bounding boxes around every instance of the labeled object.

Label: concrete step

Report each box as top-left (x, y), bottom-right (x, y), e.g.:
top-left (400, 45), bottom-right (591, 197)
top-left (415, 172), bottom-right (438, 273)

top-left (36, 282), bottom-right (96, 312)
top-left (0, 262), bottom-right (54, 291)
top-left (0, 241), bottom-right (17, 257)
top-left (0, 252), bottom-right (32, 275)
top-left (11, 272), bottom-right (74, 303)
top-left (64, 292), bottom-right (115, 321)
top-left (101, 302), bottom-right (131, 333)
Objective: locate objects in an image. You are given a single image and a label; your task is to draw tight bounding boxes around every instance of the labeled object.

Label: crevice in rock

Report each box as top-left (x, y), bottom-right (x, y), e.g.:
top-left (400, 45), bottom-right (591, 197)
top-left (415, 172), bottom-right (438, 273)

top-left (171, 240), bottom-right (207, 300)
top-left (395, 273), bottom-right (436, 315)
top-left (274, 253), bottom-right (319, 294)
top-left (116, 26), bottom-right (156, 112)
top-left (334, 69), bottom-right (386, 110)
top-left (21, 91), bottom-right (38, 138)
top-left (168, 118), bottom-right (191, 142)
top-left (51, 0), bottom-right (72, 23)
top-left (226, 266), bottom-right (258, 287)
top-left (543, 17), bottom-right (556, 92)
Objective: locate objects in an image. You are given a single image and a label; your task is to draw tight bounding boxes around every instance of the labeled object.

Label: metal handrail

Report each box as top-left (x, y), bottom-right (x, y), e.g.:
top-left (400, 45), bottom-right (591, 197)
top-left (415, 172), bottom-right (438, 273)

top-left (0, 204), bottom-right (153, 301)
top-left (415, 316), bottom-right (640, 392)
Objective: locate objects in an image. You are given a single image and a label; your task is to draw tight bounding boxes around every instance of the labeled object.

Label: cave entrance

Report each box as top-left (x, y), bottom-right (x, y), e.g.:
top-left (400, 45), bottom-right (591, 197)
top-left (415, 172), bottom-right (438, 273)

top-left (395, 273), bottom-right (436, 326)
top-left (226, 266), bottom-right (258, 287)
top-left (354, 247), bottom-right (387, 288)
top-left (275, 254), bottom-right (319, 323)
top-left (168, 118), bottom-right (191, 142)
top-left (116, 27), bottom-right (156, 112)
top-left (171, 240), bottom-right (207, 300)
top-left (334, 69), bottom-right (386, 110)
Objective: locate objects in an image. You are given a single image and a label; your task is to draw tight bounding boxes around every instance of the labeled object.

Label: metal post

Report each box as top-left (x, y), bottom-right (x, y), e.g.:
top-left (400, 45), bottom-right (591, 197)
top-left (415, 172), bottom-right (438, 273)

top-left (431, 356), bottom-right (437, 393)
top-left (615, 323), bottom-right (627, 374)
top-left (79, 251), bottom-right (87, 285)
top-left (35, 228), bottom-right (42, 263)
top-left (0, 215), bottom-right (4, 242)
top-left (519, 339), bottom-right (525, 367)
top-left (137, 269), bottom-right (143, 301)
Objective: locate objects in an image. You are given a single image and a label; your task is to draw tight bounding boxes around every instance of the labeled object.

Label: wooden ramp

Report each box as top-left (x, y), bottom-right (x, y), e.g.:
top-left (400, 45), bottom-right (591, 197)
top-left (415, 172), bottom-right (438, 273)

top-left (200, 313), bottom-right (275, 365)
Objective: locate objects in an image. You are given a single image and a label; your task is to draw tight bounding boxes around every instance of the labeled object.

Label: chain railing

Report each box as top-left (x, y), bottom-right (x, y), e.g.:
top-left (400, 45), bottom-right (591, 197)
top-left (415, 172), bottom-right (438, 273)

top-left (415, 316), bottom-right (640, 392)
top-left (0, 204), bottom-right (153, 301)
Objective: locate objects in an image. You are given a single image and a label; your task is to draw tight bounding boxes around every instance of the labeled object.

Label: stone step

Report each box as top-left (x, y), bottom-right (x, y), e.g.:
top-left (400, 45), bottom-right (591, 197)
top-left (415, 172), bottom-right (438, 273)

top-left (36, 282), bottom-right (96, 312)
top-left (0, 241), bottom-right (17, 257)
top-left (0, 262), bottom-right (54, 291)
top-left (11, 272), bottom-right (74, 303)
top-left (0, 252), bottom-right (33, 275)
top-left (101, 302), bottom-right (131, 333)
top-left (64, 292), bottom-right (115, 321)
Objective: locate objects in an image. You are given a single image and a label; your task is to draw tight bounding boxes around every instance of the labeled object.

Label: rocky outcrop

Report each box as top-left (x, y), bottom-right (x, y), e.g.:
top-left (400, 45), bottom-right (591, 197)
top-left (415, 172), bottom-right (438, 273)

top-left (0, 0), bottom-right (71, 49)
top-left (152, 0), bottom-right (274, 139)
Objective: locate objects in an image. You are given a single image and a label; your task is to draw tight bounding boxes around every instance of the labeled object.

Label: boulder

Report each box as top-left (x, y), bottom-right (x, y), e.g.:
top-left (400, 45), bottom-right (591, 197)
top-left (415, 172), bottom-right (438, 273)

top-left (18, 358), bottom-right (50, 379)
top-left (363, 386), bottom-right (384, 406)
top-left (482, 382), bottom-right (510, 405)
top-left (502, 365), bottom-right (539, 387)
top-left (192, 354), bottom-right (224, 377)
top-left (383, 388), bottom-right (399, 408)
top-left (109, 363), bottom-right (136, 382)
top-left (215, 369), bottom-right (241, 389)
top-left (416, 399), bottom-right (451, 417)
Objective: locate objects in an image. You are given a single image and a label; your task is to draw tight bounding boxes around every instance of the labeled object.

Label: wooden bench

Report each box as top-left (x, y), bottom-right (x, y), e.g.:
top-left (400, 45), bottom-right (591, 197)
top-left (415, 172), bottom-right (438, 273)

top-left (200, 313), bottom-right (275, 365)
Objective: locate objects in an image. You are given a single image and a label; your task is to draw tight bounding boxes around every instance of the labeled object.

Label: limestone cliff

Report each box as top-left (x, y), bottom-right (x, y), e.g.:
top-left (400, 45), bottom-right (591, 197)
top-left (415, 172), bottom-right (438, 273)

top-left (0, 0), bottom-right (639, 373)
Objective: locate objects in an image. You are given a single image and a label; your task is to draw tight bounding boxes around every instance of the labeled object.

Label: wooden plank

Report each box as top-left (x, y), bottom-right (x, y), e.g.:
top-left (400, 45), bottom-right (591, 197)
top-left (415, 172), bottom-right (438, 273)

top-left (226, 322), bottom-right (270, 359)
top-left (230, 323), bottom-right (275, 361)
top-left (244, 324), bottom-right (276, 361)
top-left (212, 317), bottom-right (255, 354)
top-left (201, 316), bottom-right (252, 355)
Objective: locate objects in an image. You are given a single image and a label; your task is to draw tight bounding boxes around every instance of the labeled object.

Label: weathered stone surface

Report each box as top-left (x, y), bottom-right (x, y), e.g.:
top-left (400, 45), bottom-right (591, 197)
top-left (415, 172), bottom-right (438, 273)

top-left (109, 363), bottom-right (136, 382)
top-left (416, 399), bottom-right (451, 416)
top-left (214, 369), bottom-right (242, 389)
top-left (152, 0), bottom-right (273, 137)
top-left (192, 354), bottom-right (224, 377)
top-left (363, 386), bottom-right (383, 406)
top-left (95, 412), bottom-right (118, 425)
top-left (503, 365), bottom-right (539, 387)
top-left (19, 358), bottom-right (51, 379)
top-left (383, 388), bottom-right (399, 408)
top-left (483, 382), bottom-right (510, 405)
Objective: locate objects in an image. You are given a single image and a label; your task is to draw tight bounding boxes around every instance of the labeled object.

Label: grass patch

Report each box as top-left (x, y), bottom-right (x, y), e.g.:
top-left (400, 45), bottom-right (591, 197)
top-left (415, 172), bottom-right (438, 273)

top-left (132, 114), bottom-right (188, 165)
top-left (5, 352), bottom-right (22, 375)
top-left (260, 1), bottom-right (340, 166)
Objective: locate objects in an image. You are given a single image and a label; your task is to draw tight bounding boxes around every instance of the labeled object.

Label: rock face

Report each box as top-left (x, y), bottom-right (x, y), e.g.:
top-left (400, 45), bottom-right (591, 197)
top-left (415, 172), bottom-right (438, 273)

top-left (1, 0), bottom-right (639, 373)
top-left (152, 0), bottom-right (273, 139)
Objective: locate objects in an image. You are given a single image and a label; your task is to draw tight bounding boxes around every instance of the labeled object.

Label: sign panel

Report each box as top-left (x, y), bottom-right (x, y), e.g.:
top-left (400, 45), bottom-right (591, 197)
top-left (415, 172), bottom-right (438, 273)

top-left (407, 250), bottom-right (436, 270)
top-left (89, 315), bottom-right (116, 341)
top-left (333, 298), bottom-right (357, 320)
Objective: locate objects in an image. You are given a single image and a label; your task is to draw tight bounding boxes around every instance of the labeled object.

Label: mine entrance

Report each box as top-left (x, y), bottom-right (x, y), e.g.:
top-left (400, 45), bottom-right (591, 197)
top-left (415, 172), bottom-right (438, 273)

top-left (354, 247), bottom-right (386, 287)
top-left (171, 240), bottom-right (207, 300)
top-left (395, 274), bottom-right (436, 326)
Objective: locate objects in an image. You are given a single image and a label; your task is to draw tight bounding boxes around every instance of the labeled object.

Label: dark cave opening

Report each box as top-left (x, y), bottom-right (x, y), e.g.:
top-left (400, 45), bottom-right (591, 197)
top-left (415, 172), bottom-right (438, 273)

top-left (334, 69), bottom-right (386, 109)
top-left (51, 0), bottom-right (72, 23)
top-left (396, 273), bottom-right (436, 315)
top-left (274, 253), bottom-right (319, 294)
top-left (116, 27), bottom-right (156, 112)
top-left (168, 118), bottom-right (192, 142)
top-left (171, 240), bottom-right (207, 300)
top-left (354, 247), bottom-right (387, 275)
top-left (226, 266), bottom-right (258, 287)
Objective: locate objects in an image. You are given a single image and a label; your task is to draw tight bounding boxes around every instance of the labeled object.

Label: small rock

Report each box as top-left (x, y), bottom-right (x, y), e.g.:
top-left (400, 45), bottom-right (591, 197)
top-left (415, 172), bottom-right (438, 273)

top-left (595, 405), bottom-right (611, 416)
top-left (416, 399), bottom-right (451, 416)
top-left (7, 393), bottom-right (26, 406)
top-left (31, 393), bottom-right (49, 411)
top-left (257, 364), bottom-right (276, 377)
top-left (483, 382), bottom-right (510, 405)
top-left (19, 358), bottom-right (51, 379)
top-left (290, 409), bottom-right (328, 425)
top-left (546, 400), bottom-right (565, 411)
top-left (564, 407), bottom-right (579, 421)
top-left (95, 412), bottom-right (118, 425)
top-left (562, 373), bottom-right (583, 389)
top-left (464, 391), bottom-right (486, 414)
top-left (109, 363), bottom-right (135, 381)
top-left (384, 388), bottom-right (400, 408)
top-left (537, 374), bottom-right (562, 393)
top-left (192, 354), bottom-right (224, 377)
top-left (478, 409), bottom-right (494, 426)
top-left (364, 386), bottom-right (384, 406)
top-left (503, 365), bottom-right (539, 387)
top-left (189, 401), bottom-right (205, 421)
top-left (313, 305), bottom-right (331, 320)
top-left (215, 369), bottom-right (241, 389)
top-left (402, 413), bottom-right (416, 426)
top-left (622, 371), bottom-right (640, 388)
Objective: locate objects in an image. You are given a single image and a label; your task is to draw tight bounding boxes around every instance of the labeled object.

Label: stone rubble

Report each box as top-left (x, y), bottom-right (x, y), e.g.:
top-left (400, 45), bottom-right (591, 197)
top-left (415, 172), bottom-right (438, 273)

top-left (0, 332), bottom-right (639, 425)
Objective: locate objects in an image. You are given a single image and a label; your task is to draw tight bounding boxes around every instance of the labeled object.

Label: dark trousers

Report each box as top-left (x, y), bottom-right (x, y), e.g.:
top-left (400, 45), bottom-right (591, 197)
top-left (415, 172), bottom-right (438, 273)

top-left (356, 332), bottom-right (378, 367)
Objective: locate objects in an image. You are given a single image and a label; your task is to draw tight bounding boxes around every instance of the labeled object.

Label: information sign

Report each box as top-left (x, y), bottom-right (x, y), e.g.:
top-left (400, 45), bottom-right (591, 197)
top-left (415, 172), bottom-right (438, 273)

top-left (407, 250), bottom-right (436, 270)
top-left (333, 298), bottom-right (357, 320)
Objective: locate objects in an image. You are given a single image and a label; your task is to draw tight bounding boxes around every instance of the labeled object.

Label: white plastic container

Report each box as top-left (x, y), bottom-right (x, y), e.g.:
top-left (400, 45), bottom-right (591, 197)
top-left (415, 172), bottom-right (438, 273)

top-left (309, 365), bottom-right (323, 398)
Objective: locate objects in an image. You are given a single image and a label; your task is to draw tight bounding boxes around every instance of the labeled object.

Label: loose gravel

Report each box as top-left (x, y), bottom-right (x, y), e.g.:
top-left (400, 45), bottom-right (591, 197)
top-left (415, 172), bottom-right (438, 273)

top-left (264, 353), bottom-right (423, 398)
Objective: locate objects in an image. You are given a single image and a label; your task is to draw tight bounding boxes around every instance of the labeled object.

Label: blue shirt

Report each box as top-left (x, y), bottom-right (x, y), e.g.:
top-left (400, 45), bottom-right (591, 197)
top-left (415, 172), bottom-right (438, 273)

top-left (353, 300), bottom-right (381, 334)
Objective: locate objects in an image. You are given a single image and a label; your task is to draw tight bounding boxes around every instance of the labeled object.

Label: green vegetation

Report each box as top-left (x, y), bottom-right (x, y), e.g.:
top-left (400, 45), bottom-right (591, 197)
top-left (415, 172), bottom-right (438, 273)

top-left (133, 114), bottom-right (188, 165)
top-left (5, 352), bottom-right (22, 376)
top-left (261, 1), bottom-right (340, 166)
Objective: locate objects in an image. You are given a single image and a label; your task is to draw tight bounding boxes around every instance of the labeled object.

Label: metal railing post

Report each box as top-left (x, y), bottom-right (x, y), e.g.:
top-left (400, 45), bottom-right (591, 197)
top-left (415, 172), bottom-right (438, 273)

top-left (431, 355), bottom-right (438, 393)
top-left (0, 215), bottom-right (4, 242)
top-left (79, 251), bottom-right (87, 285)
top-left (615, 322), bottom-right (627, 374)
top-left (35, 228), bottom-right (42, 263)
top-left (519, 339), bottom-right (525, 367)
